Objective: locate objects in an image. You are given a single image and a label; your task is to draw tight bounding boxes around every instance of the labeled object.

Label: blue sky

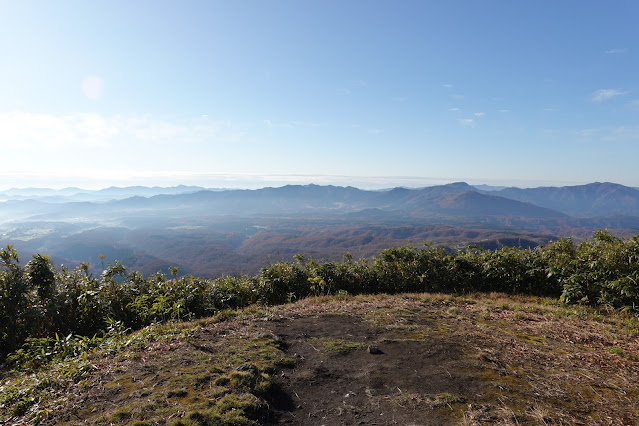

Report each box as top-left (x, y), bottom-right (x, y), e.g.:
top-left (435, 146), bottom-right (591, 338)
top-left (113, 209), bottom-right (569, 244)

top-left (0, 1), bottom-right (638, 189)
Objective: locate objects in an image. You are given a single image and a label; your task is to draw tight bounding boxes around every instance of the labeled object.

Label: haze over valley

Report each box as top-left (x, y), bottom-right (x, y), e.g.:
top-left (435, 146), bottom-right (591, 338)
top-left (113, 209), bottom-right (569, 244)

top-left (2, 181), bottom-right (639, 277)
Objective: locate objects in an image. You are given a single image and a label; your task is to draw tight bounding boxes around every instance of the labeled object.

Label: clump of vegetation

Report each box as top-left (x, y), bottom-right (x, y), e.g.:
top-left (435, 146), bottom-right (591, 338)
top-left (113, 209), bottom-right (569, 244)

top-left (2, 229), bottom-right (639, 368)
top-left (0, 314), bottom-right (292, 424)
top-left (310, 337), bottom-right (363, 355)
top-left (437, 392), bottom-right (466, 404)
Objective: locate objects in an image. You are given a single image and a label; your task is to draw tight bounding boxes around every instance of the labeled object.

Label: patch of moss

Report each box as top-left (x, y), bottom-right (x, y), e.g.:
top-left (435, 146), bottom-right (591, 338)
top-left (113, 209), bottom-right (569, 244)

top-left (310, 337), bottom-right (363, 355)
top-left (471, 365), bottom-right (532, 417)
top-left (515, 333), bottom-right (546, 344)
top-left (437, 392), bottom-right (466, 403)
top-left (167, 389), bottom-right (189, 398)
top-left (208, 366), bottom-right (225, 374)
top-left (437, 323), bottom-right (450, 334)
top-left (215, 376), bottom-right (230, 386)
top-left (607, 345), bottom-right (624, 356)
top-left (228, 371), bottom-right (259, 392)
top-left (406, 329), bottom-right (433, 341)
top-left (276, 356), bottom-right (296, 367)
top-left (193, 372), bottom-right (213, 387)
top-left (200, 393), bottom-right (262, 425)
top-left (447, 307), bottom-right (461, 316)
top-left (110, 406), bottom-right (133, 422)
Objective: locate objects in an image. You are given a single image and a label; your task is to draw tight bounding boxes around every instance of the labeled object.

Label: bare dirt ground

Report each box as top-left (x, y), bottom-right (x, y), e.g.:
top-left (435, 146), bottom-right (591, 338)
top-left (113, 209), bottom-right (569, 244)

top-left (262, 295), bottom-right (639, 425)
top-left (8, 293), bottom-right (639, 425)
top-left (266, 313), bottom-right (478, 425)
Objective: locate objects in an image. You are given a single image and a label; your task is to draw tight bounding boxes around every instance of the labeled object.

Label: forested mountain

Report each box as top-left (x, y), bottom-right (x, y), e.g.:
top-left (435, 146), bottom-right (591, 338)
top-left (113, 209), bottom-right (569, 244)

top-left (0, 182), bottom-right (569, 221)
top-left (495, 182), bottom-right (639, 217)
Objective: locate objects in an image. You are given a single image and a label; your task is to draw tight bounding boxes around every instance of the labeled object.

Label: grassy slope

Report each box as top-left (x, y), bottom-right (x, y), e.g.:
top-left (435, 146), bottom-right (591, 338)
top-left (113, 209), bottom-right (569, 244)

top-left (2, 293), bottom-right (639, 425)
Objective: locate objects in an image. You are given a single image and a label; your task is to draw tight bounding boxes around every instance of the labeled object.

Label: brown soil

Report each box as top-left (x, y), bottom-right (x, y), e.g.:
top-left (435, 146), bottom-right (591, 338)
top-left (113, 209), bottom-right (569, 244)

top-left (264, 296), bottom-right (639, 425)
top-left (265, 313), bottom-right (478, 425)
top-left (17, 294), bottom-right (639, 425)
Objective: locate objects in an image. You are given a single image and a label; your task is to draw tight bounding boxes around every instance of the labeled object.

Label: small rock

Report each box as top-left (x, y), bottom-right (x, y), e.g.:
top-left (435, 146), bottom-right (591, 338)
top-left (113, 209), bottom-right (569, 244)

top-left (368, 345), bottom-right (383, 354)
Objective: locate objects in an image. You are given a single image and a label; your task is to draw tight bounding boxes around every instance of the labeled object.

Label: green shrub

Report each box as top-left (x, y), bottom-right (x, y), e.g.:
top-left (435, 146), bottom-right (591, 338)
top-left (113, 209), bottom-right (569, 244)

top-left (4, 231), bottom-right (639, 367)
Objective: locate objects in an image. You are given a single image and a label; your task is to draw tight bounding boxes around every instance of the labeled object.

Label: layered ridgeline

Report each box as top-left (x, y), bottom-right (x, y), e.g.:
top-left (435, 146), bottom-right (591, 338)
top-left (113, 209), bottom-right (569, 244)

top-left (3, 182), bottom-right (639, 278)
top-left (496, 181), bottom-right (639, 217)
top-left (3, 181), bottom-right (639, 218)
top-left (4, 181), bottom-right (639, 220)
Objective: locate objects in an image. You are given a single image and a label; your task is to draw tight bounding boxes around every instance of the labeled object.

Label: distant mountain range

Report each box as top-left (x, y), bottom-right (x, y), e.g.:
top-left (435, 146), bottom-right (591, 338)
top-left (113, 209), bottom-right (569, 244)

top-left (2, 181), bottom-right (639, 277)
top-left (0, 185), bottom-right (207, 202)
top-left (2, 181), bottom-right (639, 223)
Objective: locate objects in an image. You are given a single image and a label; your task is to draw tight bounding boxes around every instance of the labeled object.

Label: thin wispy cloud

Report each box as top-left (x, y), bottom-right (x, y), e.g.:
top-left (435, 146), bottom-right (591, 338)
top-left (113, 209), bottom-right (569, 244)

top-left (261, 119), bottom-right (296, 129)
top-left (442, 84), bottom-right (453, 88)
top-left (595, 126), bottom-right (639, 143)
top-left (368, 129), bottom-right (384, 134)
top-left (0, 111), bottom-right (117, 148)
top-left (592, 89), bottom-right (627, 102)
top-left (263, 119), bottom-right (320, 129)
top-left (473, 112), bottom-right (485, 117)
top-left (499, 109), bottom-right (510, 113)
top-left (448, 107), bottom-right (460, 112)
top-left (290, 120), bottom-right (321, 128)
top-left (579, 128), bottom-right (598, 137)
top-left (605, 48), bottom-right (627, 54)
top-left (575, 126), bottom-right (639, 143)
top-left (0, 111), bottom-right (241, 149)
top-left (459, 118), bottom-right (475, 127)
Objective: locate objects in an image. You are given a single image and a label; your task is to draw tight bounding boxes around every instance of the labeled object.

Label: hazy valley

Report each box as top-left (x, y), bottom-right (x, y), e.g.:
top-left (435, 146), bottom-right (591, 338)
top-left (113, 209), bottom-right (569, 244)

top-left (2, 181), bottom-right (639, 277)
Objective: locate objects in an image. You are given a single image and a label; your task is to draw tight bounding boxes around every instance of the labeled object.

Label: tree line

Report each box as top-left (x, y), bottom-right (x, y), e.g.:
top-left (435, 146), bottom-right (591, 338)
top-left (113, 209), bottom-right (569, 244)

top-left (2, 230), bottom-right (639, 364)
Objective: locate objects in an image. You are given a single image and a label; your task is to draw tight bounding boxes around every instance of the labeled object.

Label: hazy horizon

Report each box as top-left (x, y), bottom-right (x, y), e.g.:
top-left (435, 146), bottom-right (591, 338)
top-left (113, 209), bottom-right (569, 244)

top-left (0, 175), bottom-right (632, 191)
top-left (0, 172), bottom-right (610, 192)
